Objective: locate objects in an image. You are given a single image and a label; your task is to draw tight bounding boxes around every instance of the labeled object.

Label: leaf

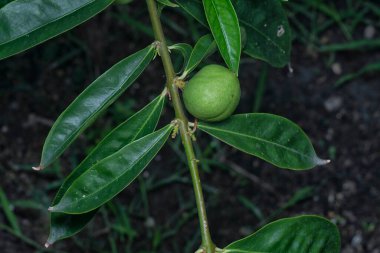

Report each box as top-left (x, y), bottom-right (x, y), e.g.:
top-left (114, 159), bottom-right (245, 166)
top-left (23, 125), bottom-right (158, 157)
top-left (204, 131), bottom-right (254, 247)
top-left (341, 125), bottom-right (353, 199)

top-left (238, 196), bottom-right (264, 221)
top-left (37, 45), bottom-right (155, 169)
top-left (46, 94), bottom-right (165, 245)
top-left (319, 39), bottom-right (380, 52)
top-left (203, 0), bottom-right (241, 74)
top-left (335, 61), bottom-right (380, 87)
top-left (198, 113), bottom-right (328, 170)
top-left (0, 187), bottom-right (21, 235)
top-left (0, 0), bottom-right (14, 8)
top-left (157, 0), bottom-right (178, 8)
top-left (174, 0), bottom-right (208, 27)
top-left (282, 187), bottom-right (314, 210)
top-left (232, 0), bottom-right (291, 67)
top-left (224, 215), bottom-right (340, 253)
top-left (0, 0), bottom-right (114, 60)
top-left (180, 34), bottom-right (217, 79)
top-left (175, 0), bottom-right (292, 68)
top-left (168, 43), bottom-right (192, 72)
top-left (49, 124), bottom-right (173, 214)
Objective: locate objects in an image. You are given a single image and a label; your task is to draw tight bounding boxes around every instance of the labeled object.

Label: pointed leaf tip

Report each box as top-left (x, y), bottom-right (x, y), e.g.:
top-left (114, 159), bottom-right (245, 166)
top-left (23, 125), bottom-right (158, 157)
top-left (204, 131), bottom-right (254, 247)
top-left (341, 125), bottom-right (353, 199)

top-left (198, 114), bottom-right (325, 170)
top-left (48, 207), bottom-right (54, 212)
top-left (50, 125), bottom-right (173, 214)
top-left (39, 45), bottom-right (155, 168)
top-left (315, 157), bottom-right (331, 166)
top-left (46, 95), bottom-right (166, 243)
top-left (32, 166), bottom-right (43, 171)
top-left (44, 242), bottom-right (50, 248)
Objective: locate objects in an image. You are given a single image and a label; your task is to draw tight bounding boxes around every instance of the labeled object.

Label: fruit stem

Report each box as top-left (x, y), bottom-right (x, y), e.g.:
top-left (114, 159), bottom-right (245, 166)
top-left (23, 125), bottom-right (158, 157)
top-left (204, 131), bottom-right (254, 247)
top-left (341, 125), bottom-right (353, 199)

top-left (146, 1), bottom-right (215, 252)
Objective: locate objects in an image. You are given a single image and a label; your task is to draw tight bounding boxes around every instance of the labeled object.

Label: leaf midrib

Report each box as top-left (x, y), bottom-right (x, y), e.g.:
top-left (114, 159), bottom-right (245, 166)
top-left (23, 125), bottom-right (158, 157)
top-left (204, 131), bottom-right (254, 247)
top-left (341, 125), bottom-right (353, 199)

top-left (239, 19), bottom-right (285, 54)
top-left (56, 128), bottom-right (169, 212)
top-left (186, 36), bottom-right (215, 73)
top-left (130, 96), bottom-right (163, 141)
top-left (199, 124), bottom-right (313, 160)
top-left (44, 47), bottom-right (153, 166)
top-left (0, 0), bottom-right (97, 46)
top-left (53, 93), bottom-right (162, 204)
top-left (208, 0), bottom-right (233, 66)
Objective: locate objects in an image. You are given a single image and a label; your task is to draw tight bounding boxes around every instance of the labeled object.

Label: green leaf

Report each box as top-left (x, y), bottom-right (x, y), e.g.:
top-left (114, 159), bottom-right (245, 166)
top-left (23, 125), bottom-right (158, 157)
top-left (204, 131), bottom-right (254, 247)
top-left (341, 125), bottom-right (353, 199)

top-left (175, 0), bottom-right (292, 68)
top-left (46, 94), bottom-right (165, 245)
top-left (175, 0), bottom-right (208, 27)
top-left (335, 61), bottom-right (380, 87)
top-left (224, 215), bottom-right (340, 253)
top-left (49, 124), bottom-right (173, 214)
top-left (198, 113), bottom-right (328, 170)
top-left (0, 0), bottom-right (114, 60)
top-left (37, 45), bottom-right (155, 169)
top-left (157, 0), bottom-right (178, 8)
top-left (168, 43), bottom-right (192, 72)
top-left (203, 0), bottom-right (241, 74)
top-left (232, 0), bottom-right (291, 67)
top-left (180, 34), bottom-right (217, 79)
top-left (0, 187), bottom-right (21, 235)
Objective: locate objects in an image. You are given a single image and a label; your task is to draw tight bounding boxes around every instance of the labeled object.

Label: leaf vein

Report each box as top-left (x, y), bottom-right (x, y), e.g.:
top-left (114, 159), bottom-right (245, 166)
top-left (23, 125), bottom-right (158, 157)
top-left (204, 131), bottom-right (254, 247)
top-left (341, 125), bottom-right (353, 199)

top-left (200, 125), bottom-right (312, 160)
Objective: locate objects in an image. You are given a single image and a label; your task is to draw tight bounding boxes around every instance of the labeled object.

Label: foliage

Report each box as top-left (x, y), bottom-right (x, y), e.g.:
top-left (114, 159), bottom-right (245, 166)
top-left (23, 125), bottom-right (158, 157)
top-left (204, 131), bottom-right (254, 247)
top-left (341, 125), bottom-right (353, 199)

top-left (0, 0), bottom-right (341, 252)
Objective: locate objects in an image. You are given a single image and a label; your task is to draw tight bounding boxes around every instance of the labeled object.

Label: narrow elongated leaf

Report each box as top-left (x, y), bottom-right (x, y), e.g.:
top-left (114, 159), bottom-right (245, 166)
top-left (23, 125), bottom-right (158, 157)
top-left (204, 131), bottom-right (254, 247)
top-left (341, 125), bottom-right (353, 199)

top-left (0, 187), bottom-right (21, 235)
top-left (175, 0), bottom-right (208, 27)
top-left (224, 216), bottom-right (340, 253)
top-left (180, 34), bottom-right (217, 78)
top-left (232, 0), bottom-right (291, 67)
top-left (199, 113), bottom-right (328, 170)
top-left (203, 0), bottom-right (241, 73)
top-left (47, 94), bottom-right (165, 245)
top-left (157, 0), bottom-right (178, 8)
top-left (176, 0), bottom-right (291, 68)
top-left (335, 61), bottom-right (380, 87)
top-left (169, 43), bottom-right (192, 72)
top-left (0, 0), bottom-right (114, 60)
top-left (37, 45), bottom-right (155, 169)
top-left (49, 125), bottom-right (173, 214)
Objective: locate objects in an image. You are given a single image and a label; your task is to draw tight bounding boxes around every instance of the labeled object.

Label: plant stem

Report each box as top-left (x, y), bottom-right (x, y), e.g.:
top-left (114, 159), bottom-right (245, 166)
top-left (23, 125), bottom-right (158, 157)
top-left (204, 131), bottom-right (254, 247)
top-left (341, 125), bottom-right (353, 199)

top-left (146, 0), bottom-right (215, 252)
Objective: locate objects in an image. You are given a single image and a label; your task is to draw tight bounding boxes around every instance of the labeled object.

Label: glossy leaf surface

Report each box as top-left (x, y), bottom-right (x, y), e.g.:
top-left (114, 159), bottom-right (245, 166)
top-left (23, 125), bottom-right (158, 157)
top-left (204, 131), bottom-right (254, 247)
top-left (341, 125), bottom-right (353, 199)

top-left (232, 0), bottom-right (291, 67)
top-left (169, 43), bottom-right (192, 72)
top-left (175, 0), bottom-right (208, 27)
top-left (175, 0), bottom-right (291, 68)
top-left (224, 216), bottom-right (340, 253)
top-left (49, 125), bottom-right (173, 214)
top-left (199, 113), bottom-right (327, 170)
top-left (47, 94), bottom-right (165, 245)
top-left (181, 34), bottom-right (217, 78)
top-left (39, 45), bottom-right (155, 169)
top-left (0, 0), bottom-right (114, 60)
top-left (203, 0), bottom-right (241, 74)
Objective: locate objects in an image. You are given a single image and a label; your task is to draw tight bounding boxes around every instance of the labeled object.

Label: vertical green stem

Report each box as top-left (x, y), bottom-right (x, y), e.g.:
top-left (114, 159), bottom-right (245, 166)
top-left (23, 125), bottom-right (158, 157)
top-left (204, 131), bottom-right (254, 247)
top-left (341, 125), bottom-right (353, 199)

top-left (146, 0), bottom-right (215, 252)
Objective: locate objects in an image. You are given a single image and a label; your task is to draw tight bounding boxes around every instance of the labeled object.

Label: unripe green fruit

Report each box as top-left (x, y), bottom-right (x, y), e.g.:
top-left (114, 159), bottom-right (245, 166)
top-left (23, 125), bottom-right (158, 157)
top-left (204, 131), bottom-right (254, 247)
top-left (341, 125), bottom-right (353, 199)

top-left (183, 64), bottom-right (240, 122)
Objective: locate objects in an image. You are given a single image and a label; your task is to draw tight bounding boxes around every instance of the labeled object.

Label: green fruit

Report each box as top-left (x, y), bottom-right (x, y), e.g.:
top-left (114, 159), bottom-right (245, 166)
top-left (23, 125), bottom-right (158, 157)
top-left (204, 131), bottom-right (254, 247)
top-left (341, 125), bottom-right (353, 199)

top-left (183, 64), bottom-right (240, 122)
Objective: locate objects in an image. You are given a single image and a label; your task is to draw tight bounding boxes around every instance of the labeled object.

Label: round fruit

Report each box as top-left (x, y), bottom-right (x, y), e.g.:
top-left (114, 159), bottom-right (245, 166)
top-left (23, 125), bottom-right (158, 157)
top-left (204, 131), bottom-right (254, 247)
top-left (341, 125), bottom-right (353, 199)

top-left (183, 64), bottom-right (240, 122)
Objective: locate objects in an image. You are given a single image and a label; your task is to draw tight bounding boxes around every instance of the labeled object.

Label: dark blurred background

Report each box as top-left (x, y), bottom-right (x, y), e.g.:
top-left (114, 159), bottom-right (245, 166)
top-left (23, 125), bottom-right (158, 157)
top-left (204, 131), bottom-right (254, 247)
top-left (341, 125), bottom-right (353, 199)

top-left (1, 1), bottom-right (379, 252)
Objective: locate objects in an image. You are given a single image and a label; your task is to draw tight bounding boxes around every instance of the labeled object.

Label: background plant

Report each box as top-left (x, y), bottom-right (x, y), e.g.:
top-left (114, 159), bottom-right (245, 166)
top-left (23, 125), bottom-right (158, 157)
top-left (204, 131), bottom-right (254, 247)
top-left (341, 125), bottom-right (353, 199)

top-left (2, 0), bottom-right (378, 253)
